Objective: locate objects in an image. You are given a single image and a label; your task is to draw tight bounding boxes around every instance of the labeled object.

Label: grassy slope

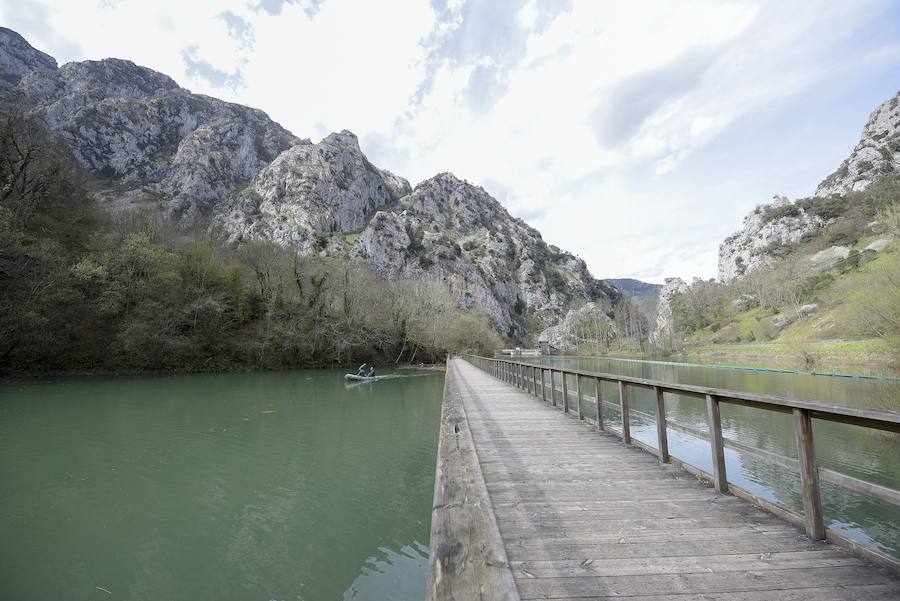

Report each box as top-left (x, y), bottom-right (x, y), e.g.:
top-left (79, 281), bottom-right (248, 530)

top-left (681, 241), bottom-right (898, 368)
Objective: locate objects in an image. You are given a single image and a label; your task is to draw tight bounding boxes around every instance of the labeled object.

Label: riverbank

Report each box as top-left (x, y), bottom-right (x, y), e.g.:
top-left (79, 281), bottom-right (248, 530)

top-left (0, 360), bottom-right (447, 382)
top-left (675, 338), bottom-right (899, 374)
top-left (572, 338), bottom-right (899, 377)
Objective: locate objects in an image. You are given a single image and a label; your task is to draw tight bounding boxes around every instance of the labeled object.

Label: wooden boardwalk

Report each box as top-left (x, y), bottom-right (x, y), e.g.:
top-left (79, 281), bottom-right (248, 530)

top-left (427, 358), bottom-right (900, 600)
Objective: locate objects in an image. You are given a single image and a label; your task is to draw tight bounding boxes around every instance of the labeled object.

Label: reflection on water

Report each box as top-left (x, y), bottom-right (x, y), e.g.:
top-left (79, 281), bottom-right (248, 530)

top-left (520, 356), bottom-right (900, 558)
top-left (0, 369), bottom-right (443, 601)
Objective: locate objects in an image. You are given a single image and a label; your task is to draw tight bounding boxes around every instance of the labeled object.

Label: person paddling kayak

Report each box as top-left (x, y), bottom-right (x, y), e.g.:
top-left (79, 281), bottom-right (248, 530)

top-left (356, 363), bottom-right (368, 376)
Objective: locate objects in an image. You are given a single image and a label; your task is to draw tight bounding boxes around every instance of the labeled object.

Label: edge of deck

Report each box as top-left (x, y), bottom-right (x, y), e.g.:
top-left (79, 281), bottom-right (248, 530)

top-left (426, 358), bottom-right (520, 601)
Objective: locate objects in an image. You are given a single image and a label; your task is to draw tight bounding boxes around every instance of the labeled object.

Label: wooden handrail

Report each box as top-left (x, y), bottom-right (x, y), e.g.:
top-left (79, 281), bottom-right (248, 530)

top-left (463, 354), bottom-right (900, 552)
top-left (467, 355), bottom-right (900, 432)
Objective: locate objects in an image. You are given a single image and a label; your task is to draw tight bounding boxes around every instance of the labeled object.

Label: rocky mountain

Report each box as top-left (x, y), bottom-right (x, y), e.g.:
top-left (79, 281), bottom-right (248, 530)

top-left (603, 278), bottom-right (661, 302)
top-left (717, 195), bottom-right (827, 281)
top-left (537, 302), bottom-right (613, 350)
top-left (0, 27), bottom-right (616, 339)
top-left (1, 27), bottom-right (301, 219)
top-left (816, 91), bottom-right (900, 197)
top-left (718, 91), bottom-right (900, 282)
top-left (650, 277), bottom-right (687, 345)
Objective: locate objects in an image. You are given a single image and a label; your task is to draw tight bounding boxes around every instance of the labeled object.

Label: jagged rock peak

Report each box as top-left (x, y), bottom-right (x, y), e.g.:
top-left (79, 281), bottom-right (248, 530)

top-left (0, 27), bottom-right (56, 89)
top-left (816, 90), bottom-right (900, 196)
top-left (322, 129), bottom-right (360, 149)
top-left (56, 58), bottom-right (179, 99)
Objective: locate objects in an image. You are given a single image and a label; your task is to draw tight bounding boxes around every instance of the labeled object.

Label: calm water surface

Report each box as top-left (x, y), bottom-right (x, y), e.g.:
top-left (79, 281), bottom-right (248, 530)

top-left (519, 355), bottom-right (900, 558)
top-left (0, 369), bottom-right (444, 601)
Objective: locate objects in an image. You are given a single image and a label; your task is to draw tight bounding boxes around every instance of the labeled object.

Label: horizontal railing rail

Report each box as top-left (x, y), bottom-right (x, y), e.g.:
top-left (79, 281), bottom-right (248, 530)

top-left (462, 354), bottom-right (900, 569)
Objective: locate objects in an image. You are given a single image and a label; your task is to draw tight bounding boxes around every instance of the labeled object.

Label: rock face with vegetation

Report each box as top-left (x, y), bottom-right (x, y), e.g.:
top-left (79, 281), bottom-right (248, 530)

top-left (537, 302), bottom-right (614, 350)
top-left (2, 27), bottom-right (300, 220)
top-left (218, 130), bottom-right (411, 253)
top-left (349, 173), bottom-right (617, 336)
top-left (0, 27), bottom-right (616, 346)
top-left (667, 91), bottom-right (900, 353)
top-left (651, 277), bottom-right (688, 345)
top-left (816, 91), bottom-right (900, 197)
top-left (718, 195), bottom-right (827, 281)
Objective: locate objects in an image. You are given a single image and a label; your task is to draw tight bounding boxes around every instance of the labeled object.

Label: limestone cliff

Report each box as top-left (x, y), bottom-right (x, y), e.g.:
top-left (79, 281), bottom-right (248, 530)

top-left (650, 277), bottom-right (688, 346)
top-left (816, 91), bottom-right (900, 197)
top-left (717, 196), bottom-right (827, 281)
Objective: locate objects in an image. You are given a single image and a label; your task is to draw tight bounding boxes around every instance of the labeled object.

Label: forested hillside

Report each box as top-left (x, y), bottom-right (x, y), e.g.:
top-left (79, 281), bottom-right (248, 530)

top-left (0, 107), bottom-right (500, 374)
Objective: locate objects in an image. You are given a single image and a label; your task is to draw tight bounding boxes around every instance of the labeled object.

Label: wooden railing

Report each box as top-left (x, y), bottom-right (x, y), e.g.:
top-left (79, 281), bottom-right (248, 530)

top-left (463, 354), bottom-right (900, 567)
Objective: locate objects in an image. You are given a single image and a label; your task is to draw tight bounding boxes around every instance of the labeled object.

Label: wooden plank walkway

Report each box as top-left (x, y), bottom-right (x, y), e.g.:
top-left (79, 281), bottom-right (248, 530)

top-left (430, 358), bottom-right (900, 600)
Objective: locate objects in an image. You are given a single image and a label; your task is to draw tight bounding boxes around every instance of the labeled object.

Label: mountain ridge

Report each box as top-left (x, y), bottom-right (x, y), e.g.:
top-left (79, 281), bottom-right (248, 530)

top-left (0, 27), bottom-right (615, 339)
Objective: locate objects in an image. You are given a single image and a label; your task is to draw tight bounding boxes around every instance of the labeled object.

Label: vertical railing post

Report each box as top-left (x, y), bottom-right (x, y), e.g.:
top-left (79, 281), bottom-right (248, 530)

top-left (561, 372), bottom-right (569, 413)
top-left (595, 377), bottom-right (603, 431)
top-left (549, 371), bottom-right (556, 407)
top-left (793, 408), bottom-right (825, 539)
top-left (706, 394), bottom-right (728, 493)
top-left (654, 386), bottom-right (669, 463)
top-left (575, 374), bottom-right (584, 420)
top-left (540, 369), bottom-right (547, 403)
top-left (618, 381), bottom-right (631, 444)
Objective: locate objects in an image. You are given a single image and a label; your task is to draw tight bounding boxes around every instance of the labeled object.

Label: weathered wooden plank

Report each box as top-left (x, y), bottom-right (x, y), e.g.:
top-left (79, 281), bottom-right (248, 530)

top-left (514, 566), bottom-right (899, 599)
top-left (510, 549), bottom-right (862, 578)
top-left (426, 362), bottom-right (519, 601)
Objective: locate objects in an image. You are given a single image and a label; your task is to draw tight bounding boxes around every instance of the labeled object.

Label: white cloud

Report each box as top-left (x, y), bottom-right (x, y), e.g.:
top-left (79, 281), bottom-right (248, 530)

top-left (2, 0), bottom-right (898, 283)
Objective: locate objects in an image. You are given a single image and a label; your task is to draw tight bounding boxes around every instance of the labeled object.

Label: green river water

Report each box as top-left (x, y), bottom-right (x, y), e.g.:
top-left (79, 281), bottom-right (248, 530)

top-left (0, 369), bottom-right (444, 601)
top-left (518, 355), bottom-right (900, 559)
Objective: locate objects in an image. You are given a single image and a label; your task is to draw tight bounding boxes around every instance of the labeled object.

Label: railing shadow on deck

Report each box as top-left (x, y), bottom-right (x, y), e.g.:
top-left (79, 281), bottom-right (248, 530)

top-left (463, 354), bottom-right (900, 572)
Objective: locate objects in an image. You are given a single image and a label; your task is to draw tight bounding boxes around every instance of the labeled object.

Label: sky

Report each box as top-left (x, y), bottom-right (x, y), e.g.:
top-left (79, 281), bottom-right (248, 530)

top-left (3, 0), bottom-right (900, 283)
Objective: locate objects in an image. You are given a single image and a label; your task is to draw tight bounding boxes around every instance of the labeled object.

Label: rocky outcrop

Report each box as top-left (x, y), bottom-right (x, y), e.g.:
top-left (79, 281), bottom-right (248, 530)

top-left (865, 239), bottom-right (890, 253)
top-left (809, 245), bottom-right (850, 269)
top-left (218, 130), bottom-right (410, 252)
top-left (0, 27), bottom-right (56, 90)
top-left (718, 196), bottom-right (826, 280)
top-left (537, 302), bottom-right (614, 349)
top-left (651, 277), bottom-right (687, 346)
top-left (816, 91), bottom-right (900, 197)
